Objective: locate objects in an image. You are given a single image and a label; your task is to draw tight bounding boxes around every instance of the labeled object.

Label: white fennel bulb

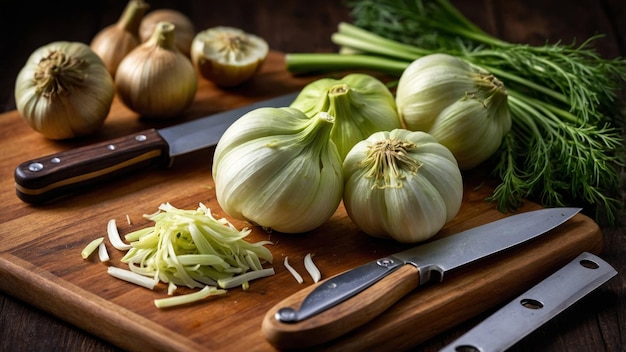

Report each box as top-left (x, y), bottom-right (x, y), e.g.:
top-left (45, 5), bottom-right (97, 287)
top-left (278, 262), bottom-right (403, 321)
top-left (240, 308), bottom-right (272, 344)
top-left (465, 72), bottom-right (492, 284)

top-left (343, 129), bottom-right (463, 243)
top-left (212, 107), bottom-right (343, 234)
top-left (396, 53), bottom-right (511, 170)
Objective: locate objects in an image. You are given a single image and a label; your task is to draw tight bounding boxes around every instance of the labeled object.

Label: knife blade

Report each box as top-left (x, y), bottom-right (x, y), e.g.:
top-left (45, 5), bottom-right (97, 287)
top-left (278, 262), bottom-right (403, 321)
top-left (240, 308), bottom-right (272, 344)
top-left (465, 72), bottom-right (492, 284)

top-left (440, 251), bottom-right (617, 352)
top-left (262, 207), bottom-right (582, 349)
top-left (14, 92), bottom-right (299, 204)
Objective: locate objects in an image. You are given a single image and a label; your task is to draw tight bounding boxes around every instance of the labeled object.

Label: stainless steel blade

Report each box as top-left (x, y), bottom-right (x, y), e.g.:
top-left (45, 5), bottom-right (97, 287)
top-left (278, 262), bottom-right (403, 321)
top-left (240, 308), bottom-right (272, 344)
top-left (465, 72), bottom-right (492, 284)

top-left (392, 207), bottom-right (582, 282)
top-left (439, 251), bottom-right (617, 352)
top-left (275, 207), bottom-right (582, 323)
top-left (158, 92), bottom-right (299, 158)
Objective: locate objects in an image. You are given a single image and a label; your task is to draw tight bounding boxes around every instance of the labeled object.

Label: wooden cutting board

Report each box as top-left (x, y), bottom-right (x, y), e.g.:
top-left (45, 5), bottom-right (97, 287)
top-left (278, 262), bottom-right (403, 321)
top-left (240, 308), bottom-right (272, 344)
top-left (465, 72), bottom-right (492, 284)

top-left (0, 52), bottom-right (602, 351)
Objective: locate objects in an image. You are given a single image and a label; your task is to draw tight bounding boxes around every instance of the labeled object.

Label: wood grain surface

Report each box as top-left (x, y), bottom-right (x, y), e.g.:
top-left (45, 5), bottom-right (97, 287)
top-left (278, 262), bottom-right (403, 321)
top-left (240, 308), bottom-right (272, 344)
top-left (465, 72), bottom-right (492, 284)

top-left (1, 1), bottom-right (624, 351)
top-left (0, 55), bottom-right (606, 350)
top-left (0, 49), bottom-right (606, 352)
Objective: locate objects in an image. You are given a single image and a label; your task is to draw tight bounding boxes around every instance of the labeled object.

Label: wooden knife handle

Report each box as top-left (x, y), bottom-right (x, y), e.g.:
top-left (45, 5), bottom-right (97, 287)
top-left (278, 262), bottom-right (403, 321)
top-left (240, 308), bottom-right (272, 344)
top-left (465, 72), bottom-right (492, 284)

top-left (262, 264), bottom-right (421, 350)
top-left (14, 129), bottom-right (170, 204)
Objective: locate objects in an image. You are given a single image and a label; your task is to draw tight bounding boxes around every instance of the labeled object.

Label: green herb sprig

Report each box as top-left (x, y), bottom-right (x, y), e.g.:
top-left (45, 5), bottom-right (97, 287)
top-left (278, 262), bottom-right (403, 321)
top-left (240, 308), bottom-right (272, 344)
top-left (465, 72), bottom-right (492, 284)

top-left (285, 0), bottom-right (626, 225)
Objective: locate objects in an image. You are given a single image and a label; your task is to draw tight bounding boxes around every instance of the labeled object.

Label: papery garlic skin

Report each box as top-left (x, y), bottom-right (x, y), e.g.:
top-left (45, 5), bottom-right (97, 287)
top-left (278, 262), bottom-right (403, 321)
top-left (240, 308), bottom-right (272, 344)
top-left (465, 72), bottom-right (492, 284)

top-left (343, 129), bottom-right (463, 243)
top-left (15, 41), bottom-right (114, 140)
top-left (140, 9), bottom-right (196, 57)
top-left (116, 21), bottom-right (198, 119)
top-left (290, 73), bottom-right (402, 160)
top-left (212, 108), bottom-right (343, 234)
top-left (90, 0), bottom-right (149, 76)
top-left (396, 53), bottom-right (511, 170)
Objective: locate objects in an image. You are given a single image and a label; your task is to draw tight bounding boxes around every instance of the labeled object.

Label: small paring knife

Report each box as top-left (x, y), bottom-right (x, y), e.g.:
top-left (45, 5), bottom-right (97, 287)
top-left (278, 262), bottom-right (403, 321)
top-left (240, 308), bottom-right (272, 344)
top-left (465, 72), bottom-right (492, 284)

top-left (261, 207), bottom-right (582, 349)
top-left (14, 92), bottom-right (299, 204)
top-left (440, 251), bottom-right (617, 352)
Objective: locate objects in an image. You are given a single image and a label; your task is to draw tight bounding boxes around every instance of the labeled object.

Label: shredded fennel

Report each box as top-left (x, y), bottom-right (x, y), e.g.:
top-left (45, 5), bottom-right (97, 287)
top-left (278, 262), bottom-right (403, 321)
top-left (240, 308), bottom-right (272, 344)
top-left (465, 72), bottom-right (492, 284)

top-left (119, 203), bottom-right (274, 291)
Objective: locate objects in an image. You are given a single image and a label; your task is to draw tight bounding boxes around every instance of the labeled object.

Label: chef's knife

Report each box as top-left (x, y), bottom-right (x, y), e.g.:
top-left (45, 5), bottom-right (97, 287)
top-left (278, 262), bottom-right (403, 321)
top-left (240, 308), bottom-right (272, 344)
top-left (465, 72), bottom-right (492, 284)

top-left (440, 251), bottom-right (617, 352)
top-left (262, 207), bottom-right (582, 349)
top-left (14, 92), bottom-right (299, 204)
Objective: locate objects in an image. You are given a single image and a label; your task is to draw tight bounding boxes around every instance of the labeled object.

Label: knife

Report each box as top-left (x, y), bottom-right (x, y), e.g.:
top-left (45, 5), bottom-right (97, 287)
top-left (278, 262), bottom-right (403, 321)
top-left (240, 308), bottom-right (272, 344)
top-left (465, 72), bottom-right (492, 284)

top-left (262, 207), bottom-right (582, 349)
top-left (440, 251), bottom-right (617, 352)
top-left (14, 92), bottom-right (299, 204)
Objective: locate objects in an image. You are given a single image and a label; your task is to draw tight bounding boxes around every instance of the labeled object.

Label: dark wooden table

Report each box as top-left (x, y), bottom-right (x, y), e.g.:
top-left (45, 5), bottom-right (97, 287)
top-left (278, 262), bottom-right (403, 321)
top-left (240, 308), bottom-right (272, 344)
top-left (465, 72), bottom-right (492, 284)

top-left (1, 1), bottom-right (624, 351)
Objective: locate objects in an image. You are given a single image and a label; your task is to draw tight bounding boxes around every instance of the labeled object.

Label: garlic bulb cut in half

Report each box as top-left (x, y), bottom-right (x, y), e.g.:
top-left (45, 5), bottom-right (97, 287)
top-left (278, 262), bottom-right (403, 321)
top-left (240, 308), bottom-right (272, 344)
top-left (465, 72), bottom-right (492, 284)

top-left (212, 107), bottom-right (343, 234)
top-left (191, 26), bottom-right (269, 87)
top-left (396, 53), bottom-right (511, 170)
top-left (343, 129), bottom-right (463, 243)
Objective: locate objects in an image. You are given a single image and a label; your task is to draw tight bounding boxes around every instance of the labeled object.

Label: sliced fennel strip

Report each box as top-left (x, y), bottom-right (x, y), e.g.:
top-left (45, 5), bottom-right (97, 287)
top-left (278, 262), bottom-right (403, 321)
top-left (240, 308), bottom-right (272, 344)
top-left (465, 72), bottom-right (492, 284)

top-left (167, 282), bottom-right (177, 296)
top-left (304, 253), bottom-right (321, 283)
top-left (98, 242), bottom-right (110, 262)
top-left (107, 266), bottom-right (158, 290)
top-left (154, 285), bottom-right (227, 308)
top-left (284, 257), bottom-right (304, 284)
top-left (218, 268), bottom-right (276, 289)
top-left (107, 219), bottom-right (132, 250)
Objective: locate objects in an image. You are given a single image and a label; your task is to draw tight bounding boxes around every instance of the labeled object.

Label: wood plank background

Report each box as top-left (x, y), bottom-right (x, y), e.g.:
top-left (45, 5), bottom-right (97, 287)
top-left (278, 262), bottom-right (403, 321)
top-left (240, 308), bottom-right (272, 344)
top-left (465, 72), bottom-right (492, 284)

top-left (1, 0), bottom-right (624, 351)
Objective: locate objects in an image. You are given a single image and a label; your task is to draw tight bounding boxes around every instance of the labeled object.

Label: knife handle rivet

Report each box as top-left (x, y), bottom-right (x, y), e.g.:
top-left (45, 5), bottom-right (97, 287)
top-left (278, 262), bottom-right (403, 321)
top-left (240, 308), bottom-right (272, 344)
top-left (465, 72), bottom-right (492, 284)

top-left (377, 258), bottom-right (395, 267)
top-left (28, 162), bottom-right (43, 172)
top-left (107, 144), bottom-right (116, 151)
top-left (135, 134), bottom-right (147, 142)
top-left (51, 157), bottom-right (60, 164)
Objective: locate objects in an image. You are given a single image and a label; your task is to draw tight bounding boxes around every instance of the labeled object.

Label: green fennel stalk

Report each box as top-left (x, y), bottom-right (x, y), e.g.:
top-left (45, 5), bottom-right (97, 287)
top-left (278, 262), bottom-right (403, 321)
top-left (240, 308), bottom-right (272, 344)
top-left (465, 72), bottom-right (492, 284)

top-left (285, 0), bottom-right (626, 225)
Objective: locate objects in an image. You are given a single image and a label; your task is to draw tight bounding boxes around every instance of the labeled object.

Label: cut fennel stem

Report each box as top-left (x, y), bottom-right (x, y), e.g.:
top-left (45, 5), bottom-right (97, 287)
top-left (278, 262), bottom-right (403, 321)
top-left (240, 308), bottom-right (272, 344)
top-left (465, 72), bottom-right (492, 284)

top-left (81, 237), bottom-right (104, 259)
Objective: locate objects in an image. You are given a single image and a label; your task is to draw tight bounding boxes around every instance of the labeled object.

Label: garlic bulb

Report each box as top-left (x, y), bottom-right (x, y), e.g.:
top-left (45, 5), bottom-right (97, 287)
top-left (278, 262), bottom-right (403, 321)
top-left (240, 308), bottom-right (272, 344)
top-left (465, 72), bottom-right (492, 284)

top-left (191, 26), bottom-right (268, 87)
top-left (343, 129), bottom-right (463, 243)
top-left (396, 53), bottom-right (511, 170)
top-left (90, 0), bottom-right (150, 76)
top-left (14, 41), bottom-right (114, 140)
top-left (140, 9), bottom-right (195, 57)
top-left (212, 107), bottom-right (343, 234)
top-left (115, 21), bottom-right (197, 119)
top-left (290, 73), bottom-right (402, 160)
